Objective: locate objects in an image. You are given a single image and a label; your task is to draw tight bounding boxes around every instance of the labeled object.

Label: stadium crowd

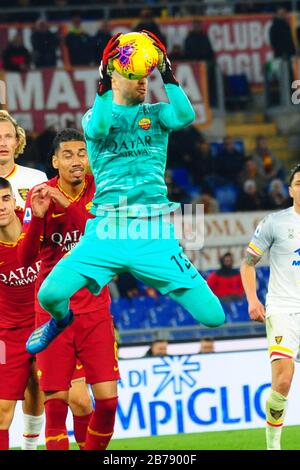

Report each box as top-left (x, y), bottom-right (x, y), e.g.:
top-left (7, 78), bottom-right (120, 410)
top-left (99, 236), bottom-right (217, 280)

top-left (0, 6), bottom-right (296, 215)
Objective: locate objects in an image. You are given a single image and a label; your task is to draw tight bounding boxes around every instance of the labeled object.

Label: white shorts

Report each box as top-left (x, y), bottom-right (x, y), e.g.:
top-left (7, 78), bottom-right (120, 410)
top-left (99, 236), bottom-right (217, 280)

top-left (266, 312), bottom-right (300, 362)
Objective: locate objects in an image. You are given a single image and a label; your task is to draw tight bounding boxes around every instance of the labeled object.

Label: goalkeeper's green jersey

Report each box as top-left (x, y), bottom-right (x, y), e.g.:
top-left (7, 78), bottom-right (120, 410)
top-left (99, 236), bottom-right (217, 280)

top-left (82, 83), bottom-right (195, 217)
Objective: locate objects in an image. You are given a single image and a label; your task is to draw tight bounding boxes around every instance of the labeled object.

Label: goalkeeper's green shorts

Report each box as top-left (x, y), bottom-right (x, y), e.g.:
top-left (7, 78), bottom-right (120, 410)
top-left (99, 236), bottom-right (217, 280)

top-left (56, 214), bottom-right (204, 295)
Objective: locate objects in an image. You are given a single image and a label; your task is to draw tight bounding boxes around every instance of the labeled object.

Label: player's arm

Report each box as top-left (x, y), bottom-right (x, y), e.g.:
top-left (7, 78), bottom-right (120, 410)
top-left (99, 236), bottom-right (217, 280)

top-left (47, 186), bottom-right (92, 221)
top-left (83, 34), bottom-right (121, 140)
top-left (240, 215), bottom-right (273, 323)
top-left (158, 85), bottom-right (196, 130)
top-left (142, 30), bottom-right (195, 130)
top-left (240, 250), bottom-right (265, 323)
top-left (17, 185), bottom-right (48, 266)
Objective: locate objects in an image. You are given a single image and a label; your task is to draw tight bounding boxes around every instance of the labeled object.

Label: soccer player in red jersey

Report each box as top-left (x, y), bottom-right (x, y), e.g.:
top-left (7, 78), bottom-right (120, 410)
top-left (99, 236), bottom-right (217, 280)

top-left (19, 129), bottom-right (119, 450)
top-left (0, 111), bottom-right (92, 448)
top-left (0, 111), bottom-right (47, 449)
top-left (0, 177), bottom-right (44, 450)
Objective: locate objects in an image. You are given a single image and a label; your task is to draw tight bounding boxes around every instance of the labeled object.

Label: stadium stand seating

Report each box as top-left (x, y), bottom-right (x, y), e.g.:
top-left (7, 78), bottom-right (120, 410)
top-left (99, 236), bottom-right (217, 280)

top-left (111, 267), bottom-right (270, 342)
top-left (214, 183), bottom-right (239, 212)
top-left (210, 140), bottom-right (244, 157)
top-left (224, 74), bottom-right (251, 110)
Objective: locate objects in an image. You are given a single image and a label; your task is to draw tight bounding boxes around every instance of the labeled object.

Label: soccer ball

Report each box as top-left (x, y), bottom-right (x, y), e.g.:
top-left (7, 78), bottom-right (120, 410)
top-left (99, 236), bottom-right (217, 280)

top-left (112, 32), bottom-right (159, 80)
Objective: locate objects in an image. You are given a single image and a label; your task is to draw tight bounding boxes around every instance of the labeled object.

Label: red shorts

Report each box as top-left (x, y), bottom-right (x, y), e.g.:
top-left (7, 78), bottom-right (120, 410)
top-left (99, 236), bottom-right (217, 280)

top-left (72, 359), bottom-right (85, 381)
top-left (0, 326), bottom-right (35, 400)
top-left (36, 309), bottom-right (120, 392)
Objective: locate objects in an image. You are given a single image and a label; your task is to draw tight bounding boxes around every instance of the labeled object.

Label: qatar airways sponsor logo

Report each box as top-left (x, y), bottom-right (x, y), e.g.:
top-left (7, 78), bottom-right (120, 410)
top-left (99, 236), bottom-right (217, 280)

top-left (0, 261), bottom-right (41, 287)
top-left (51, 230), bottom-right (83, 251)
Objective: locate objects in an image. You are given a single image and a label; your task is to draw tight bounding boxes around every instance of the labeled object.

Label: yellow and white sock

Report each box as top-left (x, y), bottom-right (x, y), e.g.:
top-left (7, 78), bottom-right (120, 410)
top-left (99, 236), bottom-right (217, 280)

top-left (22, 414), bottom-right (44, 450)
top-left (266, 389), bottom-right (288, 450)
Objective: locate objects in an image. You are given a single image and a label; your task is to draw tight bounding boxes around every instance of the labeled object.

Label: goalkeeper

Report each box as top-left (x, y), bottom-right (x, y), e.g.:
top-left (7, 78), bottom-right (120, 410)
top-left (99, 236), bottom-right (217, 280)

top-left (27, 32), bottom-right (225, 354)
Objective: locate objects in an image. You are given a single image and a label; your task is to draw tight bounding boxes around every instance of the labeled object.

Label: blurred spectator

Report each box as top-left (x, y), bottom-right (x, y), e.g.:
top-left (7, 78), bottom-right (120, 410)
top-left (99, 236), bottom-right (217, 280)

top-left (184, 20), bottom-right (214, 62)
top-left (134, 7), bottom-right (165, 43)
top-left (192, 192), bottom-right (219, 214)
top-left (93, 20), bottom-right (112, 64)
top-left (165, 170), bottom-right (190, 204)
top-left (168, 44), bottom-right (183, 61)
top-left (31, 19), bottom-right (59, 67)
top-left (238, 156), bottom-right (268, 194)
top-left (252, 135), bottom-right (284, 182)
top-left (199, 336), bottom-right (215, 353)
top-left (204, 0), bottom-right (233, 15)
top-left (207, 252), bottom-right (245, 302)
top-left (190, 138), bottom-right (215, 188)
top-left (184, 20), bottom-right (216, 105)
top-left (214, 136), bottom-right (245, 184)
top-left (35, 124), bottom-right (58, 178)
top-left (236, 179), bottom-right (267, 211)
top-left (270, 8), bottom-right (296, 59)
top-left (167, 125), bottom-right (204, 169)
top-left (235, 2), bottom-right (258, 14)
top-left (144, 340), bottom-right (168, 357)
top-left (2, 32), bottom-right (31, 71)
top-left (17, 130), bottom-right (41, 169)
top-left (267, 178), bottom-right (290, 210)
top-left (65, 15), bottom-right (92, 66)
top-left (116, 273), bottom-right (139, 298)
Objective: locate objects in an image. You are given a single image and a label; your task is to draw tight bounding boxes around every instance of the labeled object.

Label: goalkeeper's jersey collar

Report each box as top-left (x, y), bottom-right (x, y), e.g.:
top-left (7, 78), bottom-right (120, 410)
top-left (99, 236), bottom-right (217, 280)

top-left (112, 102), bottom-right (141, 111)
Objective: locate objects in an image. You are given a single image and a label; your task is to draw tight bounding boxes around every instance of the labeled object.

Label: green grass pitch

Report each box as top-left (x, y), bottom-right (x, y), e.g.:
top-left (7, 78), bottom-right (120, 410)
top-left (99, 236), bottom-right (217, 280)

top-left (31, 426), bottom-right (299, 450)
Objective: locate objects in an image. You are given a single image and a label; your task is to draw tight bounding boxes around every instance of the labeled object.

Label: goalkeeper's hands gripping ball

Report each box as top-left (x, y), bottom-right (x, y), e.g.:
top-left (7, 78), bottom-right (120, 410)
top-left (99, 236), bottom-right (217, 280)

top-left (98, 33), bottom-right (121, 96)
top-left (141, 30), bottom-right (178, 86)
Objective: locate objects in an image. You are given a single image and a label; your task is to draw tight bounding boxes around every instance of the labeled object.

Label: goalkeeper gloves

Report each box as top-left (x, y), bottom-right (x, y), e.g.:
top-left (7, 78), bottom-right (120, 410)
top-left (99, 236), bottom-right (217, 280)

top-left (98, 33), bottom-right (121, 96)
top-left (141, 30), bottom-right (179, 86)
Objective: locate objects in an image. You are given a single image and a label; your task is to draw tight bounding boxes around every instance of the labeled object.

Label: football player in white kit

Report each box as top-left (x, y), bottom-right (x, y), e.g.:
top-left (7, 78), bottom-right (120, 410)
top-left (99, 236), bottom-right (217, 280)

top-left (241, 164), bottom-right (300, 450)
top-left (0, 111), bottom-right (47, 209)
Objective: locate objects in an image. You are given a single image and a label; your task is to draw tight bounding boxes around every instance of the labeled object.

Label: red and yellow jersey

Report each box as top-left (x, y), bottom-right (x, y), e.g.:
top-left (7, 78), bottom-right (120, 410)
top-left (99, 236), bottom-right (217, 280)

top-left (0, 232), bottom-right (38, 328)
top-left (19, 174), bottom-right (110, 315)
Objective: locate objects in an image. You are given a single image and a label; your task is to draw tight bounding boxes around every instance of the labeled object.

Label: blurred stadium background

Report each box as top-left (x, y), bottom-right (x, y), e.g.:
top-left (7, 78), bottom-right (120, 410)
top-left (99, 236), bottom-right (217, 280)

top-left (3, 0), bottom-right (300, 450)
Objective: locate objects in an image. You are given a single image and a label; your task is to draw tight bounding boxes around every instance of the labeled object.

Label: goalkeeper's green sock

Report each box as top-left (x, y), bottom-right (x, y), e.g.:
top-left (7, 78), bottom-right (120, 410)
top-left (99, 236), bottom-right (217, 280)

top-left (37, 266), bottom-right (87, 321)
top-left (266, 389), bottom-right (288, 450)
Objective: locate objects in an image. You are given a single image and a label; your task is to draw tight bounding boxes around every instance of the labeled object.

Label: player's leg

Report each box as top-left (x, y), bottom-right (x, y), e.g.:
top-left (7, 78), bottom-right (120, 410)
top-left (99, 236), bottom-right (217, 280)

top-left (265, 359), bottom-right (293, 450)
top-left (37, 216), bottom-right (120, 323)
top-left (169, 283), bottom-right (225, 327)
top-left (38, 267), bottom-right (89, 322)
top-left (26, 267), bottom-right (89, 354)
top-left (85, 381), bottom-right (118, 451)
top-left (44, 391), bottom-right (70, 450)
top-left (0, 400), bottom-right (16, 450)
top-left (76, 311), bottom-right (119, 450)
top-left (265, 313), bottom-right (297, 450)
top-left (0, 326), bottom-right (35, 449)
top-left (35, 314), bottom-right (77, 450)
top-left (128, 217), bottom-right (225, 327)
top-left (69, 375), bottom-right (93, 450)
top-left (27, 219), bottom-right (120, 355)
top-left (22, 360), bottom-right (44, 450)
